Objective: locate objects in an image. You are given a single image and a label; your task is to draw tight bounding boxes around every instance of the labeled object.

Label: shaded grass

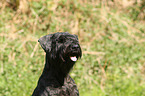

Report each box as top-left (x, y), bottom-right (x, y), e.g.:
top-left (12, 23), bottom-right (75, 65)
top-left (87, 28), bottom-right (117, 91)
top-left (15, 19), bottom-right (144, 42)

top-left (0, 0), bottom-right (145, 96)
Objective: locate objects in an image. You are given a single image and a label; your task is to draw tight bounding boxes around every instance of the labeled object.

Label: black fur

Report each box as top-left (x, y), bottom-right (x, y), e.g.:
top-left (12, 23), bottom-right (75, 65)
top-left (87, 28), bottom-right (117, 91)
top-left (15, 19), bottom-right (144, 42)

top-left (32, 32), bottom-right (82, 96)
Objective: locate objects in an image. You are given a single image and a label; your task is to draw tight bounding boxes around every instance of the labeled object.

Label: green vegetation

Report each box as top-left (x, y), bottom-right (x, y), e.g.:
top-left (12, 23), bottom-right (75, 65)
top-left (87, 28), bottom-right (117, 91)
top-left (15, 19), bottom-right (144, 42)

top-left (0, 0), bottom-right (145, 96)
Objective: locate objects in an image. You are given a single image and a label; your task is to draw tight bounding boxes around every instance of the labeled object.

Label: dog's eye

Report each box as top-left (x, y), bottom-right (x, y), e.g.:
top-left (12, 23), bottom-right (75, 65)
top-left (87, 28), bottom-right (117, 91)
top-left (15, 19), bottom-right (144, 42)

top-left (58, 38), bottom-right (65, 43)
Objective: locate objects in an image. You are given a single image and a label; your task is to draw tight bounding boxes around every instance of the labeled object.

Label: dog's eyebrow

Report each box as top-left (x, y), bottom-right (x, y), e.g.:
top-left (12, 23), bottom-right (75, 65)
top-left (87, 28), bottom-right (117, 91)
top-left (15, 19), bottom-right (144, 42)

top-left (66, 35), bottom-right (75, 39)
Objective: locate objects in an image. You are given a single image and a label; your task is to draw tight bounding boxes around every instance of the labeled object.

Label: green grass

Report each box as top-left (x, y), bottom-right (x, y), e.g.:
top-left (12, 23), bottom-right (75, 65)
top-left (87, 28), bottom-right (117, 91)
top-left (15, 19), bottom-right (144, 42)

top-left (0, 0), bottom-right (145, 96)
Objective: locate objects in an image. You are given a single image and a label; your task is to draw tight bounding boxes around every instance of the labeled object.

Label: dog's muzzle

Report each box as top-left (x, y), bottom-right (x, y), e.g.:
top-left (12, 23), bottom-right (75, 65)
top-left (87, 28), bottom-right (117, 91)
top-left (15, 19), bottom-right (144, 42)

top-left (69, 44), bottom-right (82, 62)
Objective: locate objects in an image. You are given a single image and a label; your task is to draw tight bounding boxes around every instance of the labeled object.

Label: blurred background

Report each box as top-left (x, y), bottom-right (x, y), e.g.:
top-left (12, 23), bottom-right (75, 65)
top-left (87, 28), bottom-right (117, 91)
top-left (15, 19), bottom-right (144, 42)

top-left (0, 0), bottom-right (145, 96)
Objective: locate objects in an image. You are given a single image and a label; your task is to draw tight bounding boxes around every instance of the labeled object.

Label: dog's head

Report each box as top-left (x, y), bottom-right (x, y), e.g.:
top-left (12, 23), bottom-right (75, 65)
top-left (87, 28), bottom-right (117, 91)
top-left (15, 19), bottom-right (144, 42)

top-left (38, 32), bottom-right (82, 75)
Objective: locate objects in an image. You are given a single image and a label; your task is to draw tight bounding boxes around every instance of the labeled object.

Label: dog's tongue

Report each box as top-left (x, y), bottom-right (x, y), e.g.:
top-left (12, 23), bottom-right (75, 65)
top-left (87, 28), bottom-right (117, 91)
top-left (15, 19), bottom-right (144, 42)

top-left (70, 56), bottom-right (77, 61)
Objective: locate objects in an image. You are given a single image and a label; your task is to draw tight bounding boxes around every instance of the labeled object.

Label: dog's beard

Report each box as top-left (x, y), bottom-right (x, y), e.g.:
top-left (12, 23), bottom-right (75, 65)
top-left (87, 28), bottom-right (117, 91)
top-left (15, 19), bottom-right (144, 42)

top-left (52, 45), bottom-right (81, 76)
top-left (59, 45), bottom-right (82, 63)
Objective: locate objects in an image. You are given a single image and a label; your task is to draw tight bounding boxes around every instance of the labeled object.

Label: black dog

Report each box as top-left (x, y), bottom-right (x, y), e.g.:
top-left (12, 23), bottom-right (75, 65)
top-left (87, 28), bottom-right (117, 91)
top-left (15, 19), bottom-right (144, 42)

top-left (32, 32), bottom-right (82, 96)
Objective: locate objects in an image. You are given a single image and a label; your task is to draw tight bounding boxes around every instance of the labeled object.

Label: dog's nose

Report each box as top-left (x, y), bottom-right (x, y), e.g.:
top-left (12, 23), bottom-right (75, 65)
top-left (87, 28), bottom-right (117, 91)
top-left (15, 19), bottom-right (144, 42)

top-left (72, 45), bottom-right (79, 49)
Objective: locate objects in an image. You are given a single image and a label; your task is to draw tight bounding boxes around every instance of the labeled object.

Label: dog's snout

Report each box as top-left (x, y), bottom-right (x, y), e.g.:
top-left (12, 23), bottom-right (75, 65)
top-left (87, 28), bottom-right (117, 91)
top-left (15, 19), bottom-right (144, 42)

top-left (72, 45), bottom-right (79, 49)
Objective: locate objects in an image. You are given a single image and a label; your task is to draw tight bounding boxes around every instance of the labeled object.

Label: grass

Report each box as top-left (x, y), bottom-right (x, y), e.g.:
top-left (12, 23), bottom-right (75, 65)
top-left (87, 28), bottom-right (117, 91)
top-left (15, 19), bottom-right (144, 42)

top-left (0, 0), bottom-right (145, 96)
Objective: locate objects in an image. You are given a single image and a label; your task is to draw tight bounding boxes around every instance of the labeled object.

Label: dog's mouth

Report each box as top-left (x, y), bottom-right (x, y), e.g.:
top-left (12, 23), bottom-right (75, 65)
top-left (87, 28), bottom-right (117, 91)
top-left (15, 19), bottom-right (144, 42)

top-left (64, 45), bottom-right (82, 62)
top-left (69, 51), bottom-right (81, 62)
top-left (70, 56), bottom-right (77, 61)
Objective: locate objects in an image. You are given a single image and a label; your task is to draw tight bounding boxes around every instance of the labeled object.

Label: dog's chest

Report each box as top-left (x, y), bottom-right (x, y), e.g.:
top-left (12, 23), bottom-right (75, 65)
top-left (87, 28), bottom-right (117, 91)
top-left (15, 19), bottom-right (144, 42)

top-left (44, 76), bottom-right (79, 96)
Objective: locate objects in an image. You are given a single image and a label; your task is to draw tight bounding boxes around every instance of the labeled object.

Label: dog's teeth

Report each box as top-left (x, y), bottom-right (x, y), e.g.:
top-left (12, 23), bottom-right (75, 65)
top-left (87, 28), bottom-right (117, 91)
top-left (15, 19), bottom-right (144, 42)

top-left (70, 56), bottom-right (77, 61)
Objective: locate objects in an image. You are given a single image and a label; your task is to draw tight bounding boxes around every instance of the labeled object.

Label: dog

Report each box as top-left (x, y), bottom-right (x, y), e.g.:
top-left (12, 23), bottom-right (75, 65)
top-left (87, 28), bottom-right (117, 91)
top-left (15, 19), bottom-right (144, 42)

top-left (32, 32), bottom-right (82, 96)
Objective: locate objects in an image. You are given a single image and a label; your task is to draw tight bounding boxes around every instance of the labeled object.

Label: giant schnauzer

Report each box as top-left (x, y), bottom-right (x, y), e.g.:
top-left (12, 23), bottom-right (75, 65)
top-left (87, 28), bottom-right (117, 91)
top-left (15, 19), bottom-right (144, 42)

top-left (32, 32), bottom-right (82, 96)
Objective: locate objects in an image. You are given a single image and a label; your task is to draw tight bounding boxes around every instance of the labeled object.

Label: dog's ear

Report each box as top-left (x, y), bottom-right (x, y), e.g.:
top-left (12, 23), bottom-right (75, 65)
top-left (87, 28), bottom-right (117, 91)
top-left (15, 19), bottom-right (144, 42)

top-left (38, 34), bottom-right (52, 52)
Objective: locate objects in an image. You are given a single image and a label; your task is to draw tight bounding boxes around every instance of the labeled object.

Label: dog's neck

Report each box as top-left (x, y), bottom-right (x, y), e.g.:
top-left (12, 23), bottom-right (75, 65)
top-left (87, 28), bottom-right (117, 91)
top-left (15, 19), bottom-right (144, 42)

top-left (40, 54), bottom-right (69, 87)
